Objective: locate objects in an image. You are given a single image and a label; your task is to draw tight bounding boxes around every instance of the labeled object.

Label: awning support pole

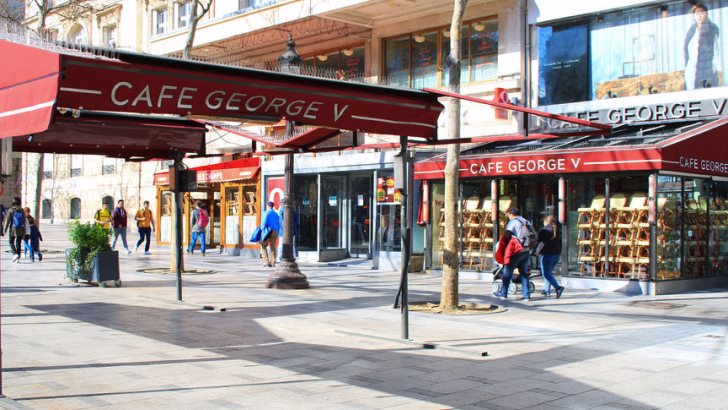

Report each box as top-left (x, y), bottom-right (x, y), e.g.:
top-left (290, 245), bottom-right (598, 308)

top-left (173, 152), bottom-right (184, 302)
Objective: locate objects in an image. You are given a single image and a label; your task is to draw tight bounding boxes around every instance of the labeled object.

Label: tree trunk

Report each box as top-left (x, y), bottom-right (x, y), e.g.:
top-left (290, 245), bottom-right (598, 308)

top-left (440, 0), bottom-right (468, 310)
top-left (182, 0), bottom-right (212, 60)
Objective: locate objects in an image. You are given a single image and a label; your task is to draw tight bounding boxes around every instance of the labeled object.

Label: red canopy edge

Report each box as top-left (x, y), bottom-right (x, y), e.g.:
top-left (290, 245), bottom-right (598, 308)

top-left (154, 157), bottom-right (261, 185)
top-left (12, 112), bottom-right (208, 158)
top-left (424, 88), bottom-right (612, 131)
top-left (0, 40), bottom-right (61, 137)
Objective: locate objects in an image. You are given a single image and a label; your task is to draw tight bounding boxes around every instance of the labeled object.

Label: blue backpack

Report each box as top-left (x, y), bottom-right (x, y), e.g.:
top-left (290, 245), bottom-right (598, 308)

top-left (12, 208), bottom-right (26, 229)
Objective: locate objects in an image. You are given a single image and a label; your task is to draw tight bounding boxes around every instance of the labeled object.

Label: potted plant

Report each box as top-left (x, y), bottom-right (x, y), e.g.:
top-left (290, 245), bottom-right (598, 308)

top-left (66, 221), bottom-right (121, 287)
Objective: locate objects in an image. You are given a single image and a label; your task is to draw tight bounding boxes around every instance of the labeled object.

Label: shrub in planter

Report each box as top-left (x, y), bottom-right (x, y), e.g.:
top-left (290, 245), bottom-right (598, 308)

top-left (66, 221), bottom-right (112, 282)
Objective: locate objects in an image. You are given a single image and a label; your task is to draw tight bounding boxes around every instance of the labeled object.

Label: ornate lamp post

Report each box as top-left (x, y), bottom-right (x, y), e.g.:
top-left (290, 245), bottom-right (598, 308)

top-left (266, 35), bottom-right (309, 289)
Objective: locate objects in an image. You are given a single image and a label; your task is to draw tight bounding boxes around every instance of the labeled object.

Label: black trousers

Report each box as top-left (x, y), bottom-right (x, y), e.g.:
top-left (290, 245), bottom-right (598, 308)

top-left (8, 234), bottom-right (22, 256)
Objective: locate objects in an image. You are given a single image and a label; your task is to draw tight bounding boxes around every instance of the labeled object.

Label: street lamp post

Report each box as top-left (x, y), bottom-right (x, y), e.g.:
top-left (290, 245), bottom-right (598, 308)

top-left (266, 35), bottom-right (309, 289)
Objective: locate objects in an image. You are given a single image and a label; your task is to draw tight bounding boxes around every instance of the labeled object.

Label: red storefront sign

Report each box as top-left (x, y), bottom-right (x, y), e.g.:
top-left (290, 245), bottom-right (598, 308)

top-left (154, 158), bottom-right (260, 185)
top-left (415, 117), bottom-right (728, 180)
top-left (415, 148), bottom-right (663, 179)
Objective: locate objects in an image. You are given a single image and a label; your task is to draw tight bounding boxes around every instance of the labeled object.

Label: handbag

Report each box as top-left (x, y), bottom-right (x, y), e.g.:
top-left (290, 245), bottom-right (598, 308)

top-left (249, 226), bottom-right (262, 243)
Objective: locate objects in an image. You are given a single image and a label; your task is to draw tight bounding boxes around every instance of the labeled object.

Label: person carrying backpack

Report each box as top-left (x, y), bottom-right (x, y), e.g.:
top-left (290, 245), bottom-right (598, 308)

top-left (188, 200), bottom-right (208, 256)
top-left (94, 202), bottom-right (112, 230)
top-left (134, 200), bottom-right (156, 255)
top-left (3, 197), bottom-right (26, 263)
top-left (494, 208), bottom-right (534, 300)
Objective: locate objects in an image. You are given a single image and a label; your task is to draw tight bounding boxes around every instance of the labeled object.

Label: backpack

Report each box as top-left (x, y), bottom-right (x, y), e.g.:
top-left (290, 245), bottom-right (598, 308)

top-left (12, 208), bottom-right (26, 229)
top-left (512, 217), bottom-right (537, 254)
top-left (197, 209), bottom-right (209, 228)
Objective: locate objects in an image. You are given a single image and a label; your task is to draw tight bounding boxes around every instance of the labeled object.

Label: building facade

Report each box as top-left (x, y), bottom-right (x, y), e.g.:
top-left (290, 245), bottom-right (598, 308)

top-left (16, 0), bottom-right (527, 263)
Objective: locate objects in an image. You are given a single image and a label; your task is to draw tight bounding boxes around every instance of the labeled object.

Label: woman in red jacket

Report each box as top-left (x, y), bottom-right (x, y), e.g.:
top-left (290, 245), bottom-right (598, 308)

top-left (494, 229), bottom-right (530, 300)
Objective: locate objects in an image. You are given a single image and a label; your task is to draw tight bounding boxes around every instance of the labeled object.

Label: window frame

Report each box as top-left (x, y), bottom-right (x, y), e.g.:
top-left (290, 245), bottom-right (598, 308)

top-left (153, 7), bottom-right (168, 35)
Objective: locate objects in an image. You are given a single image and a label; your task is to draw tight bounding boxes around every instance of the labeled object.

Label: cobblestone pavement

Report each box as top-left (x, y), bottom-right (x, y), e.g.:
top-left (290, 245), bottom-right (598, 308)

top-left (1, 224), bottom-right (727, 409)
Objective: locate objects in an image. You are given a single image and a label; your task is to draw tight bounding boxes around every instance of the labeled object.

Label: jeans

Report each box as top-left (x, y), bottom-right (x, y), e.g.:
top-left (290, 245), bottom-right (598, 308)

top-left (136, 227), bottom-right (152, 252)
top-left (112, 227), bottom-right (129, 250)
top-left (540, 254), bottom-right (561, 294)
top-left (503, 251), bottom-right (531, 298)
top-left (23, 240), bottom-right (41, 262)
top-left (189, 231), bottom-right (206, 254)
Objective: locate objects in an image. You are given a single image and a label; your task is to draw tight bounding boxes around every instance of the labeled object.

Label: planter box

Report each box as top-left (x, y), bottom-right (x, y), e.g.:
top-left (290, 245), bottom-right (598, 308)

top-left (91, 250), bottom-right (120, 285)
top-left (66, 249), bottom-right (121, 287)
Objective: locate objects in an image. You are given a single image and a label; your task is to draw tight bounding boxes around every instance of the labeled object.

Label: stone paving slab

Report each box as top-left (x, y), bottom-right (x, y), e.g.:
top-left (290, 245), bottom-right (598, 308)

top-left (1, 223), bottom-right (728, 409)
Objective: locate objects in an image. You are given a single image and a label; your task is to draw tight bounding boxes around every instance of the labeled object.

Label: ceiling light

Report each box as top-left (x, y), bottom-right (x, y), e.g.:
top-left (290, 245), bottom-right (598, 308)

top-left (473, 23), bottom-right (485, 32)
top-left (317, 54), bottom-right (328, 62)
top-left (442, 30), bottom-right (450, 38)
top-left (342, 48), bottom-right (354, 56)
top-left (413, 34), bottom-right (426, 43)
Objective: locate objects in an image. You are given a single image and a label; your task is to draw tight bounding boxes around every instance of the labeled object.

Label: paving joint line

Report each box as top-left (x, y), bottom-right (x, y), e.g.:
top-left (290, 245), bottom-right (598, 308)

top-left (335, 329), bottom-right (489, 358)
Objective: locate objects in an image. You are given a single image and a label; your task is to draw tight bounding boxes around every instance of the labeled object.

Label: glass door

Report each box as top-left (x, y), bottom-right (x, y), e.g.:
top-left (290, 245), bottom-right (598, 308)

top-left (350, 175), bottom-right (372, 258)
top-left (321, 175), bottom-right (345, 250)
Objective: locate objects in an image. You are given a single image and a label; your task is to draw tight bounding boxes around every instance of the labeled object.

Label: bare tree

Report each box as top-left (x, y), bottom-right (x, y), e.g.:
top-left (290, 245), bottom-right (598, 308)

top-left (182, 0), bottom-right (213, 59)
top-left (30, 0), bottom-right (51, 222)
top-left (440, 0), bottom-right (468, 310)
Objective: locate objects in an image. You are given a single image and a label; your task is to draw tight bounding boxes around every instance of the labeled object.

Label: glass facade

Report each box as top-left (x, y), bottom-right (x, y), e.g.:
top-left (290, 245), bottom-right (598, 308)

top-left (538, 1), bottom-right (728, 104)
top-left (385, 18), bottom-right (499, 88)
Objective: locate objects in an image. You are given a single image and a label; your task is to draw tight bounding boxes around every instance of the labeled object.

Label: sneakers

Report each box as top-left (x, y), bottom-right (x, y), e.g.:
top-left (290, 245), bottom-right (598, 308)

top-left (556, 287), bottom-right (565, 299)
top-left (522, 296), bottom-right (531, 301)
top-left (492, 291), bottom-right (507, 299)
top-left (541, 290), bottom-right (551, 297)
top-left (126, 249), bottom-right (132, 255)
top-left (144, 251), bottom-right (152, 255)
top-left (12, 255), bottom-right (19, 263)
top-left (38, 253), bottom-right (42, 262)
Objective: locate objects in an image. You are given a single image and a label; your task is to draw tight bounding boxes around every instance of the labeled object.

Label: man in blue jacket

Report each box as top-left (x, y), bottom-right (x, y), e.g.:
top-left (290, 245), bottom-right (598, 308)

top-left (260, 201), bottom-right (280, 267)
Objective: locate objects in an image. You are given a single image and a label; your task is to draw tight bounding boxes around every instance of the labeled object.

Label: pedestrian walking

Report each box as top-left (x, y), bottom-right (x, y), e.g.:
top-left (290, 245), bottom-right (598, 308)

top-left (111, 199), bottom-right (131, 254)
top-left (493, 229), bottom-right (529, 300)
top-left (260, 201), bottom-right (280, 267)
top-left (537, 215), bottom-right (564, 298)
top-left (94, 201), bottom-right (112, 230)
top-left (494, 208), bottom-right (534, 300)
top-left (3, 197), bottom-right (26, 263)
top-left (135, 200), bottom-right (155, 255)
top-left (187, 200), bottom-right (208, 256)
top-left (0, 204), bottom-right (6, 236)
top-left (22, 208), bottom-right (43, 262)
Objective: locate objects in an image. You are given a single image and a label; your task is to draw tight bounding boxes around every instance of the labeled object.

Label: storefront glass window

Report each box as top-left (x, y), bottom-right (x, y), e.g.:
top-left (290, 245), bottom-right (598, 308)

top-left (322, 176), bottom-right (345, 249)
top-left (682, 178), bottom-right (709, 278)
top-left (538, 2), bottom-right (728, 105)
top-left (657, 176), bottom-right (681, 279)
top-left (709, 181), bottom-right (728, 277)
top-left (295, 175), bottom-right (318, 251)
top-left (225, 186), bottom-right (241, 245)
top-left (160, 191), bottom-right (173, 243)
top-left (569, 177), bottom-right (605, 277)
top-left (412, 31), bottom-right (438, 89)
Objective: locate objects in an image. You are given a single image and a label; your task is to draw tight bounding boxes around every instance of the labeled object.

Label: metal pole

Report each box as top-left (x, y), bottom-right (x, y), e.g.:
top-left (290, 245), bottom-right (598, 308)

top-left (559, 177), bottom-right (567, 276)
top-left (649, 173), bottom-right (657, 287)
top-left (173, 155), bottom-right (183, 302)
top-left (266, 120), bottom-right (309, 289)
top-left (399, 135), bottom-right (410, 340)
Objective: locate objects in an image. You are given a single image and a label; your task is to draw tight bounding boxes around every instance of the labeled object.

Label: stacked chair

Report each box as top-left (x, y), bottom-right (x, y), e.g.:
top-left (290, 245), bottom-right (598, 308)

top-left (575, 195), bottom-right (606, 276)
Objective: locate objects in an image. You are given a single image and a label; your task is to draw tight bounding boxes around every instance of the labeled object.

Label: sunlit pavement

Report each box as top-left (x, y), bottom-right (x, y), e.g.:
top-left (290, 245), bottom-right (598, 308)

top-left (1, 223), bottom-right (727, 409)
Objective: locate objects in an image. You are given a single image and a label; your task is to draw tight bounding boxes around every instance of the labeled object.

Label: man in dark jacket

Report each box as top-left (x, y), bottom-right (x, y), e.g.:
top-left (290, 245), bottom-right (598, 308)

top-left (3, 197), bottom-right (26, 263)
top-left (111, 199), bottom-right (131, 254)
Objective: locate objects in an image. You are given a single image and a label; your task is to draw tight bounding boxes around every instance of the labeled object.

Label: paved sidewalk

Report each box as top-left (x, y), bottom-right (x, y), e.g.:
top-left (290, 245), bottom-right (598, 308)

top-left (1, 224), bottom-right (727, 409)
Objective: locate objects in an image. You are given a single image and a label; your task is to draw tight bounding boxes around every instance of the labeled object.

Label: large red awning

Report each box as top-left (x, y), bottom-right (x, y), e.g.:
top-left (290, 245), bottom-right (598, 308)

top-left (12, 112), bottom-right (207, 158)
top-left (153, 157), bottom-right (260, 185)
top-left (415, 117), bottom-right (728, 180)
top-left (0, 40), bottom-right (444, 144)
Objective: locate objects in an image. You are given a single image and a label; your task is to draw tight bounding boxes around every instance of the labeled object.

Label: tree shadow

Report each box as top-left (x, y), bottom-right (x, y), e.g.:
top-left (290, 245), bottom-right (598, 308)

top-left (13, 298), bottom-right (663, 409)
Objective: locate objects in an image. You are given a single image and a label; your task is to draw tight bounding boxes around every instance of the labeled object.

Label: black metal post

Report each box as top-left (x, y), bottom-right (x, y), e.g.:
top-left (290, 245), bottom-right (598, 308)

top-left (266, 122), bottom-right (309, 289)
top-left (173, 155), bottom-right (184, 302)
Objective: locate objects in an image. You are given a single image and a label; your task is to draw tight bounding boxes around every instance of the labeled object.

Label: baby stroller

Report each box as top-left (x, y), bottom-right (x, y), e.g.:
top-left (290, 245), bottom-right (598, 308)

top-left (491, 263), bottom-right (536, 295)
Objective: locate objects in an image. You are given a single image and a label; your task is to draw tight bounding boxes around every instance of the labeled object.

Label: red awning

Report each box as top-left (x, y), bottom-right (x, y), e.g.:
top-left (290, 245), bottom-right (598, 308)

top-left (415, 117), bottom-right (728, 180)
top-left (12, 112), bottom-right (207, 158)
top-left (0, 40), bottom-right (443, 143)
top-left (154, 157), bottom-right (260, 185)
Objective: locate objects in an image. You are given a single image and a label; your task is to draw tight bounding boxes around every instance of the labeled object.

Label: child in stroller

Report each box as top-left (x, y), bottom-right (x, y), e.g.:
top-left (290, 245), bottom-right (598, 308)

top-left (491, 263), bottom-right (535, 296)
